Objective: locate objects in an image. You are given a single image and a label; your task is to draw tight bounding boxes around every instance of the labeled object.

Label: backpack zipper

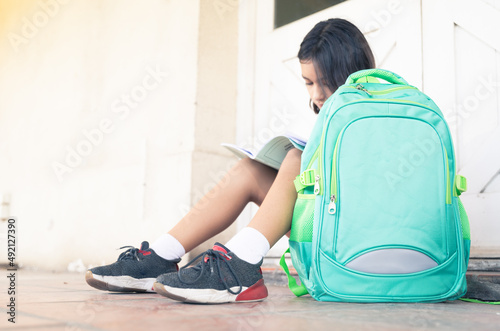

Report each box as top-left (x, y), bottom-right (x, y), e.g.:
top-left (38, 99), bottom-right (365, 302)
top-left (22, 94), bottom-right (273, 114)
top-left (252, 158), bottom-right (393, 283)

top-left (444, 147), bottom-right (450, 204)
top-left (328, 133), bottom-right (342, 214)
top-left (356, 84), bottom-right (372, 95)
top-left (343, 84), bottom-right (418, 96)
top-left (314, 175), bottom-right (320, 195)
top-left (328, 194), bottom-right (337, 214)
top-left (306, 146), bottom-right (320, 170)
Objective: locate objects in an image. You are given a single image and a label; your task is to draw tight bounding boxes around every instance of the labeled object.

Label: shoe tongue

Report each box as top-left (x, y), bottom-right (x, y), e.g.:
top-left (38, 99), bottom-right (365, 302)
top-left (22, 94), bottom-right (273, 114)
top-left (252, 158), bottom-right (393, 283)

top-left (140, 241), bottom-right (150, 251)
top-left (212, 242), bottom-right (230, 255)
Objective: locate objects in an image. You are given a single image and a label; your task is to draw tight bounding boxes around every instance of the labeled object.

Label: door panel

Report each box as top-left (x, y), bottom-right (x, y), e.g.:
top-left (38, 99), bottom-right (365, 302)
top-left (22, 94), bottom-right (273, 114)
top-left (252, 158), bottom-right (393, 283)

top-left (423, 0), bottom-right (500, 257)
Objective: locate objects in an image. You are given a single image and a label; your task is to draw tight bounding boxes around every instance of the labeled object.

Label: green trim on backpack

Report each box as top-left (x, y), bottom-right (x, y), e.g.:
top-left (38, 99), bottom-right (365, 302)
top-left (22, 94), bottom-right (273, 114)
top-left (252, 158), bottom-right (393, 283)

top-left (293, 169), bottom-right (317, 193)
top-left (458, 198), bottom-right (471, 240)
top-left (460, 298), bottom-right (500, 305)
top-left (454, 175), bottom-right (467, 197)
top-left (354, 76), bottom-right (379, 84)
top-left (347, 68), bottom-right (408, 85)
top-left (279, 248), bottom-right (308, 297)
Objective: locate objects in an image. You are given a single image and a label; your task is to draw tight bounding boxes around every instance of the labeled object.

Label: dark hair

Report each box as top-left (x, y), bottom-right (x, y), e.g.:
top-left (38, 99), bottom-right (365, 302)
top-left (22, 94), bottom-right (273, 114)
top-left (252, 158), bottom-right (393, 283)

top-left (298, 18), bottom-right (375, 113)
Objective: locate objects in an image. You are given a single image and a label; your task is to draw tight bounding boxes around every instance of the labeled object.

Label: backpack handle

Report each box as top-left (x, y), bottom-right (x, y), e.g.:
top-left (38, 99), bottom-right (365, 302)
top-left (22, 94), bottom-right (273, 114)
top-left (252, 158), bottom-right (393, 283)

top-left (346, 69), bottom-right (409, 85)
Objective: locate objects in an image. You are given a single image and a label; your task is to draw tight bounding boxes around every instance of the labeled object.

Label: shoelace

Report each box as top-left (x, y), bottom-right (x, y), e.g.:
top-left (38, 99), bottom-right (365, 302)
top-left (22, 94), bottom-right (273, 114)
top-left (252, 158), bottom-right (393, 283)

top-left (117, 246), bottom-right (142, 261)
top-left (178, 249), bottom-right (242, 295)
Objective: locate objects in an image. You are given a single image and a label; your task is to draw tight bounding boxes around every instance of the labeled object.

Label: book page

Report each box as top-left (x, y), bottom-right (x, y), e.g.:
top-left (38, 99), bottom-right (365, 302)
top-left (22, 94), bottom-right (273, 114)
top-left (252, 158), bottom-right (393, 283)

top-left (221, 134), bottom-right (307, 170)
top-left (254, 136), bottom-right (296, 170)
top-left (220, 143), bottom-right (255, 159)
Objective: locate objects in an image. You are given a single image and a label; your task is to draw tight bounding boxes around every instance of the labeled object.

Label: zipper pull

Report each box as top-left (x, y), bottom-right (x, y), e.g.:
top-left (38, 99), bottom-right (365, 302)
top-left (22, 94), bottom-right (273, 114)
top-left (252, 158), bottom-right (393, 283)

top-left (314, 175), bottom-right (320, 195)
top-left (356, 84), bottom-right (372, 96)
top-left (328, 195), bottom-right (336, 214)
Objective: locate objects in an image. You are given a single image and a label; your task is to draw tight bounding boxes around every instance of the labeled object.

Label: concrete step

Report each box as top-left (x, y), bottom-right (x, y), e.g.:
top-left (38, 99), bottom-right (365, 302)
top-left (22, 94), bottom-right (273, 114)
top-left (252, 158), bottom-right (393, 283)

top-left (464, 271), bottom-right (500, 302)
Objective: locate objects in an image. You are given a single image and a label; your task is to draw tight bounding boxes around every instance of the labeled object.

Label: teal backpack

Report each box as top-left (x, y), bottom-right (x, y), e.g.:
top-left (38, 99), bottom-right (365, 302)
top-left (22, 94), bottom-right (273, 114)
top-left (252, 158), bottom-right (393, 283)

top-left (280, 69), bottom-right (471, 302)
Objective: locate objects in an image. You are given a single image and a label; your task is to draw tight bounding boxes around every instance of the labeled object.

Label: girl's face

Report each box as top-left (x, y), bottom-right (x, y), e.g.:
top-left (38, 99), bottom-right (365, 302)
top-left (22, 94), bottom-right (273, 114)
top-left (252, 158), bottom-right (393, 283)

top-left (300, 60), bottom-right (333, 111)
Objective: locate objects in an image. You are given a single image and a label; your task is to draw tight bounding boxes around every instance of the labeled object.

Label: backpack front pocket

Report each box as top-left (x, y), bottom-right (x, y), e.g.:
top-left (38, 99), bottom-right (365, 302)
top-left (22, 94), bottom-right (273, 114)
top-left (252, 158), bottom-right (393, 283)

top-left (330, 116), bottom-right (449, 269)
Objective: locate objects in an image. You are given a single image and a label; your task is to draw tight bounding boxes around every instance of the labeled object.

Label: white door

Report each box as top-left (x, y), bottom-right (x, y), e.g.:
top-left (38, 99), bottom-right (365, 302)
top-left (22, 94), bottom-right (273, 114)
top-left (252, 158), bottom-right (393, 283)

top-left (238, 0), bottom-right (424, 258)
top-left (423, 0), bottom-right (500, 257)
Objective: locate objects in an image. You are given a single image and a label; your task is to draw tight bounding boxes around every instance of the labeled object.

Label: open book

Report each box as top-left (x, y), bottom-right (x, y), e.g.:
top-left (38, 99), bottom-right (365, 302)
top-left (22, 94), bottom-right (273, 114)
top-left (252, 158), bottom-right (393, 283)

top-left (221, 134), bottom-right (307, 170)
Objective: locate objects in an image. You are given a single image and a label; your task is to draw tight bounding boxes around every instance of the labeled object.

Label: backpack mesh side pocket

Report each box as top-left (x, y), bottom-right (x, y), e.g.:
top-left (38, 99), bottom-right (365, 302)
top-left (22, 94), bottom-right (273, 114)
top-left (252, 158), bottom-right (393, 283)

top-left (290, 194), bottom-right (315, 243)
top-left (457, 198), bottom-right (470, 240)
top-left (457, 197), bottom-right (471, 266)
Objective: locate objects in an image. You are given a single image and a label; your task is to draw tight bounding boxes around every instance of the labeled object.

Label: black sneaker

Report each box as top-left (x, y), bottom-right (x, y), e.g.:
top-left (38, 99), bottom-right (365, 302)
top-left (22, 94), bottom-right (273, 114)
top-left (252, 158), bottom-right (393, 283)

top-left (85, 241), bottom-right (180, 293)
top-left (153, 243), bottom-right (268, 303)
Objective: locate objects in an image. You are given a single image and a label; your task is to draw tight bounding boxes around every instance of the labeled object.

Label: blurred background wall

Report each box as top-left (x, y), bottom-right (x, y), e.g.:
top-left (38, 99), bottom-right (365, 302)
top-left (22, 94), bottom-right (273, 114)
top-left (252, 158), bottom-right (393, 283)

top-left (0, 0), bottom-right (239, 270)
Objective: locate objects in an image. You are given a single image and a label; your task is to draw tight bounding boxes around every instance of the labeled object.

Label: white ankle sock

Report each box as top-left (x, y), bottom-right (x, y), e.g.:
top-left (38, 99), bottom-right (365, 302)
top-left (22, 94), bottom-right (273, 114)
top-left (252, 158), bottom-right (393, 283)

top-left (225, 227), bottom-right (270, 264)
top-left (150, 233), bottom-right (185, 261)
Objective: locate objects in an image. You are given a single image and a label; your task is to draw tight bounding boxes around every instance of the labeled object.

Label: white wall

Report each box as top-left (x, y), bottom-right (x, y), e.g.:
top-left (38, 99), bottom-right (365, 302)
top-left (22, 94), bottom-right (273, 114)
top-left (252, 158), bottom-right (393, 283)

top-left (422, 0), bottom-right (500, 256)
top-left (0, 0), bottom-right (204, 270)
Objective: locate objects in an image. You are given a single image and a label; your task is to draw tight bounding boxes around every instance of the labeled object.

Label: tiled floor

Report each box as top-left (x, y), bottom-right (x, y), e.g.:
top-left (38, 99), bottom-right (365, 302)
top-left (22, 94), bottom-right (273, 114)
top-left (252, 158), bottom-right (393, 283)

top-left (1, 269), bottom-right (500, 331)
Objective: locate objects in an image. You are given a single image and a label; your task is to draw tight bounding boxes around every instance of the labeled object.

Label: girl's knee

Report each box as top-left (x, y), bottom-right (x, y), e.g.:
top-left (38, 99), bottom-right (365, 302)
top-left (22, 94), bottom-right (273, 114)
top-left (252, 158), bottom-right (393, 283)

top-left (279, 148), bottom-right (302, 174)
top-left (235, 157), bottom-right (263, 175)
top-left (234, 158), bottom-right (277, 184)
top-left (282, 148), bottom-right (302, 165)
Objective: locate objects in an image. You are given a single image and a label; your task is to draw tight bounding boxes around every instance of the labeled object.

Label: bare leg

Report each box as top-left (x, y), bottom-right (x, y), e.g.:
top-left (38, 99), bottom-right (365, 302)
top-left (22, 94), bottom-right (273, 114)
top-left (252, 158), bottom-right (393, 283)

top-left (247, 148), bottom-right (301, 247)
top-left (168, 158), bottom-right (278, 253)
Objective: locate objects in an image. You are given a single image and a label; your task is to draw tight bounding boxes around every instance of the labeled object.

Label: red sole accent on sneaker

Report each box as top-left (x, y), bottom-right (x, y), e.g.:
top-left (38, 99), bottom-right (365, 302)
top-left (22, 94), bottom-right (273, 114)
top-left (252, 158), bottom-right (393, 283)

top-left (235, 279), bottom-right (268, 302)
